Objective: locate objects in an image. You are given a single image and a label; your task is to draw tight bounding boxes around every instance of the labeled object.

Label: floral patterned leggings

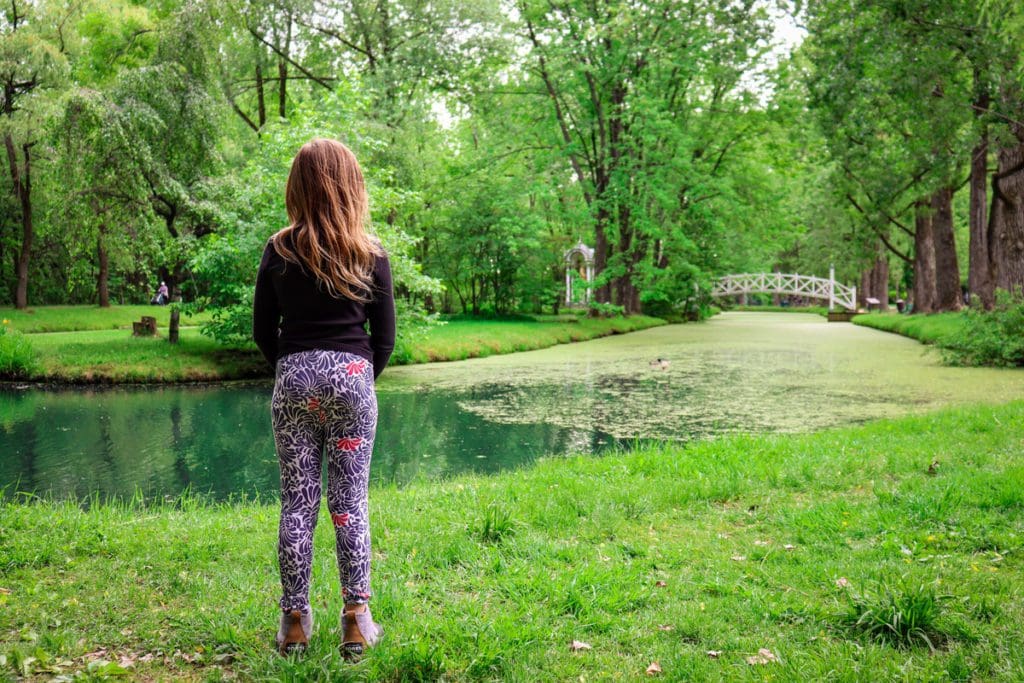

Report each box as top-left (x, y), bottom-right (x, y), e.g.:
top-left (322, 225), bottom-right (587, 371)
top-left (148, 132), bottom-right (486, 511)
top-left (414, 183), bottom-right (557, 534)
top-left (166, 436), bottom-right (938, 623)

top-left (272, 349), bottom-right (377, 613)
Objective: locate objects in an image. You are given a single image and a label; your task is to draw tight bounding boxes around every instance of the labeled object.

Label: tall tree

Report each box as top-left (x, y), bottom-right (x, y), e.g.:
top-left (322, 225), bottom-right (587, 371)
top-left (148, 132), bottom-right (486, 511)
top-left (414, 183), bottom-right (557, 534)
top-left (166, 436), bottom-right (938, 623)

top-left (518, 0), bottom-right (773, 312)
top-left (1, 0), bottom-right (76, 307)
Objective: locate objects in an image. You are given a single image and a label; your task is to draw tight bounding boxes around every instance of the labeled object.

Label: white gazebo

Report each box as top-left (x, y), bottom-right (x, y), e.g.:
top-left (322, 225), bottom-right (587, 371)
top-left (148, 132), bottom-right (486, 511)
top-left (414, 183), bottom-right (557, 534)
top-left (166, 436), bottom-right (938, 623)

top-left (564, 241), bottom-right (595, 305)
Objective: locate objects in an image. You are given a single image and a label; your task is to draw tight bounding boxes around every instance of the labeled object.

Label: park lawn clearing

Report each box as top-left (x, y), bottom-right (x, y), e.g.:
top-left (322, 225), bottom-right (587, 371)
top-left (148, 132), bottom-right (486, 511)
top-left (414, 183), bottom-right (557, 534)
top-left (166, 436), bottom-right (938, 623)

top-left (853, 312), bottom-right (969, 346)
top-left (7, 312), bottom-right (666, 382)
top-left (2, 402), bottom-right (1023, 680)
top-left (0, 305), bottom-right (212, 334)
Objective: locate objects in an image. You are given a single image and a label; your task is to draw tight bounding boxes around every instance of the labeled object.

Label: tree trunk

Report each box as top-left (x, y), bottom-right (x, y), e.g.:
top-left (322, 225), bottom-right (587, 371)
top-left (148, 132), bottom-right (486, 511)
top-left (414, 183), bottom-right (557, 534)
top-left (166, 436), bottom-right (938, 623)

top-left (913, 201), bottom-right (936, 313)
top-left (931, 187), bottom-right (962, 311)
top-left (278, 17), bottom-right (291, 119)
top-left (5, 135), bottom-right (32, 308)
top-left (989, 138), bottom-right (1024, 294)
top-left (97, 233), bottom-right (110, 308)
top-left (871, 253), bottom-right (889, 311)
top-left (255, 61), bottom-right (267, 128)
top-left (858, 269), bottom-right (870, 307)
top-left (169, 307), bottom-right (180, 344)
top-left (593, 206), bottom-right (611, 304)
top-left (969, 89), bottom-right (993, 307)
top-left (277, 57), bottom-right (287, 119)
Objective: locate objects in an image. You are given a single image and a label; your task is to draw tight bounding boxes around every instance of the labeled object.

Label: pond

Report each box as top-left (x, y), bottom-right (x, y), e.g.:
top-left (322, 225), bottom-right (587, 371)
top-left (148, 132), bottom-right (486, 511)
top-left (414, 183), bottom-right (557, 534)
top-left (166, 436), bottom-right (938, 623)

top-left (2, 312), bottom-right (1022, 501)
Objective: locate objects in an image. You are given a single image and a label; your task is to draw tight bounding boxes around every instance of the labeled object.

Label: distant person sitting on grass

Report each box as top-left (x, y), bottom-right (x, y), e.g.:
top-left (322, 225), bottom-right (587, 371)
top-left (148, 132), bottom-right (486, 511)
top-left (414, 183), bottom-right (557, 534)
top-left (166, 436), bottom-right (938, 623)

top-left (253, 138), bottom-right (395, 658)
top-left (151, 281), bottom-right (169, 305)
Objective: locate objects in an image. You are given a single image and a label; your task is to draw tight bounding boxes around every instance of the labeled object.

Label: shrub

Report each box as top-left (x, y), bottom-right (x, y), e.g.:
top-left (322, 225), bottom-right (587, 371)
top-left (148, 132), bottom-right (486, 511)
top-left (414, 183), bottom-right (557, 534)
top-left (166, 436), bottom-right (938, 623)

top-left (0, 323), bottom-right (38, 378)
top-left (586, 301), bottom-right (625, 318)
top-left (943, 290), bottom-right (1024, 367)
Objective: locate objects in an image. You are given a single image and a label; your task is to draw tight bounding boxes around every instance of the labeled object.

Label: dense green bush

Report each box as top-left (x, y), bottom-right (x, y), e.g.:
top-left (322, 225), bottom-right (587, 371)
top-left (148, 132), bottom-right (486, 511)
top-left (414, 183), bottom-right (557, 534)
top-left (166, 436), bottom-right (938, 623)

top-left (0, 323), bottom-right (38, 378)
top-left (943, 290), bottom-right (1024, 367)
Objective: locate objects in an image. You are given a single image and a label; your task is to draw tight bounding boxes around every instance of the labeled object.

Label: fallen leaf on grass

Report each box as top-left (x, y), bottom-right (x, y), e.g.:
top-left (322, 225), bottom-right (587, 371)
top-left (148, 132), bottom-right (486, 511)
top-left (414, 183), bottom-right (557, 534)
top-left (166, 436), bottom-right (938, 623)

top-left (754, 540), bottom-right (769, 546)
top-left (657, 624), bottom-right (674, 631)
top-left (0, 587), bottom-right (10, 594)
top-left (784, 544), bottom-right (796, 551)
top-left (655, 580), bottom-right (667, 588)
top-left (746, 648), bottom-right (778, 665)
top-left (646, 661), bottom-right (662, 675)
top-left (835, 577), bottom-right (850, 588)
top-left (706, 650), bottom-right (722, 659)
top-left (570, 640), bottom-right (592, 652)
top-left (730, 555), bottom-right (746, 562)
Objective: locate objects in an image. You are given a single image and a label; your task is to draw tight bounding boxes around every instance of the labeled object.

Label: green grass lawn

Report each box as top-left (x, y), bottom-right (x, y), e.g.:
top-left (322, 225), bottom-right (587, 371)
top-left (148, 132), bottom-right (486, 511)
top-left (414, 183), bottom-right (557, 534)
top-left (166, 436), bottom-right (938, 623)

top-left (2, 308), bottom-right (666, 382)
top-left (853, 312), bottom-right (970, 346)
top-left (396, 315), bottom-right (666, 364)
top-left (25, 328), bottom-right (267, 382)
top-left (0, 305), bottom-right (212, 334)
top-left (2, 402), bottom-right (1022, 680)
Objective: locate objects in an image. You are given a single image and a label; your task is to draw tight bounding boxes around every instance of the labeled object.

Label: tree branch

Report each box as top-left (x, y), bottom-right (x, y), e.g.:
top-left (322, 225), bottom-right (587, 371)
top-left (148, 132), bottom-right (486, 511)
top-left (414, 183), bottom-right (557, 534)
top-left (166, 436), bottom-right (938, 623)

top-left (247, 27), bottom-right (333, 90)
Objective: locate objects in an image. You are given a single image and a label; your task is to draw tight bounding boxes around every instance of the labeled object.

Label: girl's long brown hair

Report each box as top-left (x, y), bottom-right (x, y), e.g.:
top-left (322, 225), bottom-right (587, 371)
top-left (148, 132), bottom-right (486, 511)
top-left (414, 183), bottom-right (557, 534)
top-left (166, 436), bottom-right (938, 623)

top-left (273, 138), bottom-right (382, 301)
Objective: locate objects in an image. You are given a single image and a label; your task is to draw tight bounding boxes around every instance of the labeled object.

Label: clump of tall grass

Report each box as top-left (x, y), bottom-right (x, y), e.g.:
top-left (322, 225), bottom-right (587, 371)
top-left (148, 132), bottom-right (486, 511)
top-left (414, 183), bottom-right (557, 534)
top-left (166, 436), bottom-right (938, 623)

top-left (0, 322), bottom-right (37, 378)
top-left (841, 576), bottom-right (952, 650)
top-left (475, 503), bottom-right (515, 543)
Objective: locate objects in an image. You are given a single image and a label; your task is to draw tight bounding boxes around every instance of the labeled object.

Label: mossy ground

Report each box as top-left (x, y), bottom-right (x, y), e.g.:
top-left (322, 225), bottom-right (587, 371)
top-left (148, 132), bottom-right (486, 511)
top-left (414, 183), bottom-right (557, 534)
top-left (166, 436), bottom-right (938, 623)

top-left (2, 402), bottom-right (1022, 680)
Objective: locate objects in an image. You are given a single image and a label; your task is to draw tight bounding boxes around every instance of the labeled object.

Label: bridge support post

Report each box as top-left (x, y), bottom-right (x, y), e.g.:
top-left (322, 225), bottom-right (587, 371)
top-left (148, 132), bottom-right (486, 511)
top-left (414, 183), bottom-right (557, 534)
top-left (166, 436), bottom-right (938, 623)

top-left (828, 264), bottom-right (835, 311)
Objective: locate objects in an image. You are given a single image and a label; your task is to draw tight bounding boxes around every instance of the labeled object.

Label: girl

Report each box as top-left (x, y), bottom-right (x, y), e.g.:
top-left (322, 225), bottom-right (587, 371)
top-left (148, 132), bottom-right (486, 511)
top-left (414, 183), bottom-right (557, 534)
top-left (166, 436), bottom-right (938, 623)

top-left (253, 138), bottom-right (395, 657)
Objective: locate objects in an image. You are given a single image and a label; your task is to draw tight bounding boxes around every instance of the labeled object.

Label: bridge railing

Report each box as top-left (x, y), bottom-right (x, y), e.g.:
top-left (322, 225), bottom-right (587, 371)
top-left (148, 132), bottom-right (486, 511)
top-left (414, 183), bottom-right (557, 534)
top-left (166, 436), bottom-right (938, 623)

top-left (711, 268), bottom-right (856, 311)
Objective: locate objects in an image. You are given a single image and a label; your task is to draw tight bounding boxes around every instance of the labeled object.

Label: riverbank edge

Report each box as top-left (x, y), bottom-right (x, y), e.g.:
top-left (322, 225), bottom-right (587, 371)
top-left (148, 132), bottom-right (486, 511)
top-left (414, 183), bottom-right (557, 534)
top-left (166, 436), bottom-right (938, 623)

top-left (852, 312), bottom-right (967, 346)
top-left (2, 315), bottom-right (667, 385)
top-left (3, 400), bottom-right (1023, 680)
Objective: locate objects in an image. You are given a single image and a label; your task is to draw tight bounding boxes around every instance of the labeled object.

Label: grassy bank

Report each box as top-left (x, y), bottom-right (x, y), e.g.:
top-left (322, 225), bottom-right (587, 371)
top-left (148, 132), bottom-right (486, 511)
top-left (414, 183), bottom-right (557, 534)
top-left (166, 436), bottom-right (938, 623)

top-left (1, 308), bottom-right (666, 383)
top-left (731, 305), bottom-right (829, 316)
top-left (852, 312), bottom-right (969, 346)
top-left (3, 402), bottom-right (1023, 680)
top-left (394, 315), bottom-right (665, 364)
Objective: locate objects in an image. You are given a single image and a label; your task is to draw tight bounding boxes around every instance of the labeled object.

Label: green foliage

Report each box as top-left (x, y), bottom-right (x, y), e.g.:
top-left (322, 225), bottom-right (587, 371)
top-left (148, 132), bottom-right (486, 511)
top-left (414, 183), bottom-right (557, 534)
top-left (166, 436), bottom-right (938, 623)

top-left (183, 231), bottom-right (263, 345)
top-left (0, 322), bottom-right (37, 378)
top-left (585, 302), bottom-right (624, 318)
top-left (944, 291), bottom-right (1024, 367)
top-left (841, 576), bottom-right (951, 650)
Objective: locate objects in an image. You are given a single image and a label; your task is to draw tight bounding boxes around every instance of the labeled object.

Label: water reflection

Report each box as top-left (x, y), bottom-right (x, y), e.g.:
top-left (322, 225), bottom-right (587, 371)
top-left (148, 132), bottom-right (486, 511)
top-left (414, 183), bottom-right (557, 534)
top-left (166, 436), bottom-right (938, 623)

top-left (0, 383), bottom-right (622, 501)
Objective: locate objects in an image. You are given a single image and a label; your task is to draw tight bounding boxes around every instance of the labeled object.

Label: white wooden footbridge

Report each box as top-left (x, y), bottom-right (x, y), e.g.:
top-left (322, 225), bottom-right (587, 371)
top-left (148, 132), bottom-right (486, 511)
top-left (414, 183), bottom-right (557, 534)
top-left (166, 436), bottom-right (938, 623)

top-left (711, 267), bottom-right (856, 311)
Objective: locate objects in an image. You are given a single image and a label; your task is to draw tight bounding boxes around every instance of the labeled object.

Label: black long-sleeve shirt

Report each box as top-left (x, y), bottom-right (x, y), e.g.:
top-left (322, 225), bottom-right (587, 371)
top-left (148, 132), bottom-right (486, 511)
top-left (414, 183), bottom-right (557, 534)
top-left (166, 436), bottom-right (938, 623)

top-left (252, 239), bottom-right (396, 379)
